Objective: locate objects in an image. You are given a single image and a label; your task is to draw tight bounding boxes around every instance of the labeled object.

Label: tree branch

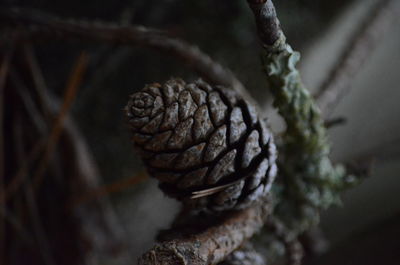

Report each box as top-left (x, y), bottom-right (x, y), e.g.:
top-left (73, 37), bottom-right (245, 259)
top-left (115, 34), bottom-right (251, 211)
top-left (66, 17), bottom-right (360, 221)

top-left (246, 0), bottom-right (286, 51)
top-left (246, 0), bottom-right (364, 264)
top-left (139, 201), bottom-right (271, 265)
top-left (315, 0), bottom-right (400, 118)
top-left (0, 8), bottom-right (249, 99)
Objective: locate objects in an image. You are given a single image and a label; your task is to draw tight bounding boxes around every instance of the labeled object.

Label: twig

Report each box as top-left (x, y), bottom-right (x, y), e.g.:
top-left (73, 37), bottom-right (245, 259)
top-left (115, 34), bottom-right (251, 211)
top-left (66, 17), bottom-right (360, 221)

top-left (0, 207), bottom-right (35, 246)
top-left (0, 140), bottom-right (44, 204)
top-left (324, 117), bottom-right (347, 129)
top-left (13, 111), bottom-right (56, 265)
top-left (0, 8), bottom-right (249, 99)
top-left (71, 171), bottom-right (148, 206)
top-left (0, 45), bottom-right (79, 202)
top-left (246, 1), bottom-right (360, 264)
top-left (3, 44), bottom-right (127, 263)
top-left (12, 69), bottom-right (48, 133)
top-left (32, 52), bottom-right (88, 188)
top-left (0, 68), bottom-right (47, 204)
top-left (82, 46), bottom-right (131, 96)
top-left (22, 45), bottom-right (53, 121)
top-left (345, 136), bottom-right (400, 169)
top-left (315, 0), bottom-right (400, 118)
top-left (246, 0), bottom-right (285, 52)
top-left (139, 200), bottom-right (271, 265)
top-left (60, 117), bottom-right (129, 261)
top-left (1, 52), bottom-right (87, 200)
top-left (29, 46), bottom-right (129, 260)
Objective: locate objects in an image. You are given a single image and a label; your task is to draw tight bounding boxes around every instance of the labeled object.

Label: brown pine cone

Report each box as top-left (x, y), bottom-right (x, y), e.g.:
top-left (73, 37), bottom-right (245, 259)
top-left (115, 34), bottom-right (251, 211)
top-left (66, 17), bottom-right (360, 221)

top-left (125, 78), bottom-right (277, 211)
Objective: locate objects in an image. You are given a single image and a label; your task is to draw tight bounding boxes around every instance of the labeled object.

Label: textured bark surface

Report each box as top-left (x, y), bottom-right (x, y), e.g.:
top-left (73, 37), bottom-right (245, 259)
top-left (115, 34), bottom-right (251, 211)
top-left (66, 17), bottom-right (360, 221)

top-left (247, 0), bottom-right (286, 51)
top-left (138, 201), bottom-right (270, 265)
top-left (125, 78), bottom-right (277, 211)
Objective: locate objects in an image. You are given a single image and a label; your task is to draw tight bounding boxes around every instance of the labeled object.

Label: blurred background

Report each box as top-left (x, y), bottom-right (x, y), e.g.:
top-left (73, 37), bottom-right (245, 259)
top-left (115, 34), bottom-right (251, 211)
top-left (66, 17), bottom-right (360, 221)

top-left (1, 0), bottom-right (399, 264)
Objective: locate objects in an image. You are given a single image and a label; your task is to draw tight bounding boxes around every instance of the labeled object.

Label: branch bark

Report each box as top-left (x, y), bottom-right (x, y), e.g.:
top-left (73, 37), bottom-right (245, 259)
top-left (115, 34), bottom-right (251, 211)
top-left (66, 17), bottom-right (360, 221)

top-left (246, 0), bottom-right (285, 51)
top-left (139, 201), bottom-right (271, 265)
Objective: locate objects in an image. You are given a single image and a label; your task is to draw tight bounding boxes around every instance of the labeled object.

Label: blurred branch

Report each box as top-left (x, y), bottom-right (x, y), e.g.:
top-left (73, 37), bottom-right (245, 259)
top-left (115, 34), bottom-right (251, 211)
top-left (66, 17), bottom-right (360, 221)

top-left (0, 52), bottom-right (87, 203)
top-left (315, 0), bottom-right (400, 118)
top-left (13, 112), bottom-right (56, 265)
top-left (82, 46), bottom-right (132, 95)
top-left (29, 44), bottom-right (128, 260)
top-left (139, 200), bottom-right (271, 265)
top-left (346, 136), bottom-right (400, 167)
top-left (0, 207), bottom-right (35, 246)
top-left (0, 8), bottom-right (249, 99)
top-left (324, 117), bottom-right (347, 129)
top-left (4, 45), bottom-right (128, 263)
top-left (71, 171), bottom-right (148, 206)
top-left (0, 70), bottom-right (47, 204)
top-left (32, 52), bottom-right (88, 188)
top-left (22, 45), bottom-right (53, 121)
top-left (61, 117), bottom-right (129, 261)
top-left (0, 138), bottom-right (44, 204)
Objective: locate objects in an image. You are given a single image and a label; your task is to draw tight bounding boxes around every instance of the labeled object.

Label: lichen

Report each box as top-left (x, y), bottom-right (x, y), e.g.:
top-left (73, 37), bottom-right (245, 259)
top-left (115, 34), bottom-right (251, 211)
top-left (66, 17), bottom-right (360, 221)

top-left (261, 43), bottom-right (360, 235)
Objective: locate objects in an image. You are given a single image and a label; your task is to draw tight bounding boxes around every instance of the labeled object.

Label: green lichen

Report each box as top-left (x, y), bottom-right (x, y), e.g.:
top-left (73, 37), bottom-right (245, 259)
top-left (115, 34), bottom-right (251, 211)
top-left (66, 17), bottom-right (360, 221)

top-left (261, 43), bottom-right (359, 235)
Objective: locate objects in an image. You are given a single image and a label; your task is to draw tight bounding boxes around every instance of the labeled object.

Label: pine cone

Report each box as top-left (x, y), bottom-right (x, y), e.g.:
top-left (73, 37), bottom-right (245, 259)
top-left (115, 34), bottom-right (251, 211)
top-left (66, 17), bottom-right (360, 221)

top-left (125, 78), bottom-right (277, 211)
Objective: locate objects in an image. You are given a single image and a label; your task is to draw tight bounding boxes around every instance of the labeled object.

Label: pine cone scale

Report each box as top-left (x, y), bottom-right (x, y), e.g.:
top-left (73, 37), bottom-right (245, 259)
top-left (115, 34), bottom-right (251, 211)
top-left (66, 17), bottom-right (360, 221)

top-left (193, 105), bottom-right (214, 141)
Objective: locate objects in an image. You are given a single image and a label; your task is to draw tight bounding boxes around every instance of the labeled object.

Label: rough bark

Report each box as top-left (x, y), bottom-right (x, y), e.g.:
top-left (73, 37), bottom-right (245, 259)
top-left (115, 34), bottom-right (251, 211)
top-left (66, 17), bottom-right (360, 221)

top-left (138, 200), bottom-right (271, 265)
top-left (246, 0), bottom-right (285, 51)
